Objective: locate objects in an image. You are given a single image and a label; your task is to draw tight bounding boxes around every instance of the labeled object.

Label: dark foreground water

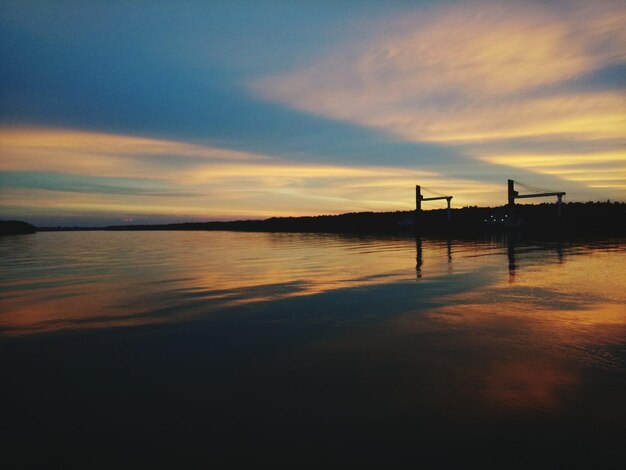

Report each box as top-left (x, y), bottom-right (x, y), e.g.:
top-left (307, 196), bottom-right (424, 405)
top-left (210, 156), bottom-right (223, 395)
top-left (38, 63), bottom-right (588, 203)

top-left (1, 231), bottom-right (625, 468)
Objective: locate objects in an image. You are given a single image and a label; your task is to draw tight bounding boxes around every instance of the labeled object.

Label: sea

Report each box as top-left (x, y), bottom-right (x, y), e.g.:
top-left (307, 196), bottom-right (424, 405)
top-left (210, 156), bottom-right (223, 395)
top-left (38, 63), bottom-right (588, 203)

top-left (1, 231), bottom-right (625, 467)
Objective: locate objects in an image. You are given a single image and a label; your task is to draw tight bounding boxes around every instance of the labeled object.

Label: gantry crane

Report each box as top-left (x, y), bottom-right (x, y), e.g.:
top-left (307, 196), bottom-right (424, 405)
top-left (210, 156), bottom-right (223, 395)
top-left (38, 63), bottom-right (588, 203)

top-left (415, 185), bottom-right (453, 221)
top-left (508, 179), bottom-right (565, 217)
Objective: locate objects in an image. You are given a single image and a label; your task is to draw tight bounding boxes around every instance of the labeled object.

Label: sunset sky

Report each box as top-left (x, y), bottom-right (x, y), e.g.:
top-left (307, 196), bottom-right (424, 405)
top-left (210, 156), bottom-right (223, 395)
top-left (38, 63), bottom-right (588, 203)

top-left (1, 0), bottom-right (625, 226)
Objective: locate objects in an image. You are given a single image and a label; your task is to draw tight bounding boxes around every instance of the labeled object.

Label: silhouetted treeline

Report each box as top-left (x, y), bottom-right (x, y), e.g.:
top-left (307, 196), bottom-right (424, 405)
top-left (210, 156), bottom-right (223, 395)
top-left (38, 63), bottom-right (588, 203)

top-left (99, 202), bottom-right (625, 236)
top-left (0, 220), bottom-right (36, 235)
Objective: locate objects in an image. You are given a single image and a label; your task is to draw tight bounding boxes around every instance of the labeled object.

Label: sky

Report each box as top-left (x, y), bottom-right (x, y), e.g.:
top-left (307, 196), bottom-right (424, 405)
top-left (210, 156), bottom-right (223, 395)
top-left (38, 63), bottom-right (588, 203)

top-left (1, 0), bottom-right (625, 226)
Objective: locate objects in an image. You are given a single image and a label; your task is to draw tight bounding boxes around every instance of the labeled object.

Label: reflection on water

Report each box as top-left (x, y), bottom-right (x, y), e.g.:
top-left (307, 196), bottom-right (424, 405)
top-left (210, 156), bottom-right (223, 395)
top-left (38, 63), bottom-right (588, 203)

top-left (2, 232), bottom-right (500, 335)
top-left (1, 232), bottom-right (425, 334)
top-left (1, 231), bottom-right (625, 466)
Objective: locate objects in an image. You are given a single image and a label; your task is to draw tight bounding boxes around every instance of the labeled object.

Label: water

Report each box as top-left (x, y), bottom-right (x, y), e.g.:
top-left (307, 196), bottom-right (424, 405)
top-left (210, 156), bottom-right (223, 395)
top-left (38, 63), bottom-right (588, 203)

top-left (1, 231), bottom-right (625, 467)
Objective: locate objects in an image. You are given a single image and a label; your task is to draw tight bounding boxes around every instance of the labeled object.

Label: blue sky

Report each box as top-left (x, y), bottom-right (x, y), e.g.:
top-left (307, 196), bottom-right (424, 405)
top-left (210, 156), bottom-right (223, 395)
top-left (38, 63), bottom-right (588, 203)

top-left (1, 0), bottom-right (624, 225)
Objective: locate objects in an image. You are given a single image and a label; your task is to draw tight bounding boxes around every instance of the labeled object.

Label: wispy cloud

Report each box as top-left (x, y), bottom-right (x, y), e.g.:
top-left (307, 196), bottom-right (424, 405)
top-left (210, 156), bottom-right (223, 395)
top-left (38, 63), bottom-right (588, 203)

top-left (478, 151), bottom-right (626, 190)
top-left (253, 1), bottom-right (626, 142)
top-left (0, 127), bottom-right (269, 177)
top-left (0, 127), bottom-right (500, 224)
top-left (252, 1), bottom-right (626, 195)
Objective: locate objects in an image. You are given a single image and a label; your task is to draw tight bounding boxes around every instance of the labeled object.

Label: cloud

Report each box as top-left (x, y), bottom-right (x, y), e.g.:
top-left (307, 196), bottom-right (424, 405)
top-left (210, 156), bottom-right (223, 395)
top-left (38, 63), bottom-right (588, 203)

top-left (478, 151), bottom-right (626, 191)
top-left (251, 1), bottom-right (626, 194)
top-left (0, 127), bottom-right (269, 177)
top-left (0, 127), bottom-right (500, 223)
top-left (253, 1), bottom-right (626, 142)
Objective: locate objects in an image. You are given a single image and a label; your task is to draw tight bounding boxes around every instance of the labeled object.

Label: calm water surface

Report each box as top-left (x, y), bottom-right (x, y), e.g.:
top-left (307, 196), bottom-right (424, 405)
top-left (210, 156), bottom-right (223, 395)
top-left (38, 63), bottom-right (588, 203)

top-left (1, 231), bottom-right (625, 467)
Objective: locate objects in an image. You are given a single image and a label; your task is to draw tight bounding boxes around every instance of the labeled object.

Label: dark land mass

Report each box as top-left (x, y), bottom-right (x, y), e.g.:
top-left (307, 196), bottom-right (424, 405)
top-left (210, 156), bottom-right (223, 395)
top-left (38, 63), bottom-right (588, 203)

top-left (0, 220), bottom-right (37, 235)
top-left (104, 201), bottom-right (625, 236)
top-left (36, 202), bottom-right (625, 236)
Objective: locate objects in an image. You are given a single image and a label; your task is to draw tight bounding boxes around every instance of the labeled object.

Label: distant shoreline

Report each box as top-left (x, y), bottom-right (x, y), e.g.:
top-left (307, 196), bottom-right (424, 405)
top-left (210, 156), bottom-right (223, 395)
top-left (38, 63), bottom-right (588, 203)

top-left (26, 201), bottom-right (626, 237)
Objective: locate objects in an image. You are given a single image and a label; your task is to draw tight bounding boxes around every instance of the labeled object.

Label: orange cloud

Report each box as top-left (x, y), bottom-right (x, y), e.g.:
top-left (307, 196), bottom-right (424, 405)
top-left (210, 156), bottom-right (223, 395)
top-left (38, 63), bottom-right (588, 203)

top-left (0, 127), bottom-right (500, 218)
top-left (478, 151), bottom-right (626, 194)
top-left (251, 1), bottom-right (626, 195)
top-left (0, 127), bottom-right (269, 178)
top-left (253, 2), bottom-right (626, 143)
